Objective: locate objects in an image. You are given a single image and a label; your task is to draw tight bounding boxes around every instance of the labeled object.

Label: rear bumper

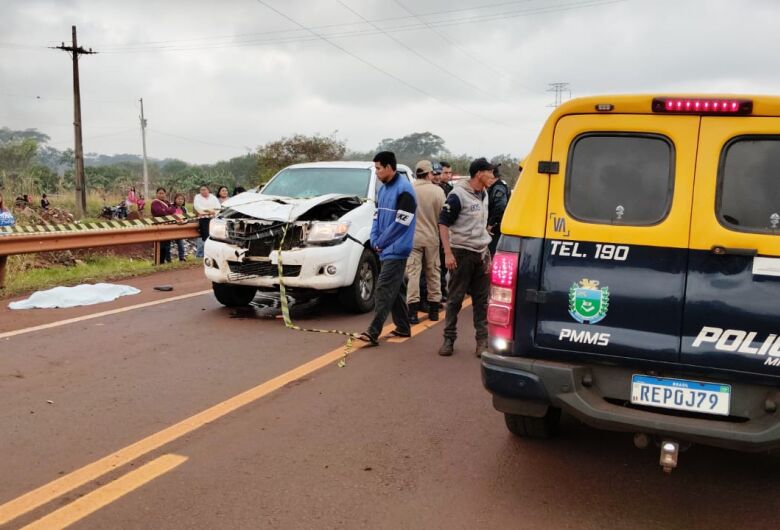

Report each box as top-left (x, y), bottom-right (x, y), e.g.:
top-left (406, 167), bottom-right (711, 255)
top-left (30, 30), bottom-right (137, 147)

top-left (481, 352), bottom-right (780, 452)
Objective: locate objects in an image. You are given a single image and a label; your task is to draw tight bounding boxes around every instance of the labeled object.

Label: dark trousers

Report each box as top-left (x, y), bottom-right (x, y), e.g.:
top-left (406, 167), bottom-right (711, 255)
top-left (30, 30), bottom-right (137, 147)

top-left (443, 248), bottom-right (490, 342)
top-left (160, 240), bottom-right (172, 263)
top-left (366, 258), bottom-right (410, 339)
top-left (439, 244), bottom-right (448, 299)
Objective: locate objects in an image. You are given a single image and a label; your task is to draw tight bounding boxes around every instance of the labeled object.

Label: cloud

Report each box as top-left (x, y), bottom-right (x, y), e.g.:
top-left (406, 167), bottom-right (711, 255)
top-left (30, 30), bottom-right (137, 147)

top-left (1, 0), bottom-right (780, 164)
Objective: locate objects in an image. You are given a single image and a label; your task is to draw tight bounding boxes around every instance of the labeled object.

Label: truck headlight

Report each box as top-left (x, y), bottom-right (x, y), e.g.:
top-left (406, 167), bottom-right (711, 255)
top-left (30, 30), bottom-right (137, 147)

top-left (209, 218), bottom-right (228, 241)
top-left (306, 221), bottom-right (351, 244)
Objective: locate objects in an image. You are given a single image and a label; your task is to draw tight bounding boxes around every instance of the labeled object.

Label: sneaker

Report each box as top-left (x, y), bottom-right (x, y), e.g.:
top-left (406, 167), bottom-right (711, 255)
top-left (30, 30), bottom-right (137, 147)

top-left (438, 337), bottom-right (455, 356)
top-left (475, 339), bottom-right (488, 358)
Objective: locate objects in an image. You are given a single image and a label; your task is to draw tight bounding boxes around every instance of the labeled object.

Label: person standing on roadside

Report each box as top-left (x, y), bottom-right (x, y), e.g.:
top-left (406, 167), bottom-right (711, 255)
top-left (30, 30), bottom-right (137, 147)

top-left (487, 165), bottom-right (510, 256)
top-left (406, 160), bottom-right (445, 324)
top-left (357, 151), bottom-right (417, 346)
top-left (216, 186), bottom-right (230, 205)
top-left (172, 193), bottom-right (189, 262)
top-left (0, 192), bottom-right (15, 226)
top-left (437, 160), bottom-right (454, 196)
top-left (193, 184), bottom-right (220, 259)
top-left (436, 160), bottom-right (454, 300)
top-left (151, 187), bottom-right (178, 263)
top-left (437, 158), bottom-right (494, 358)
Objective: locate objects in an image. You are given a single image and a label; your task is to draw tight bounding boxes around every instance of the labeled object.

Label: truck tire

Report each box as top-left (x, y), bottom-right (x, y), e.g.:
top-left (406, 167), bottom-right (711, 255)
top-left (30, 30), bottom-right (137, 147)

top-left (338, 249), bottom-right (377, 314)
top-left (504, 408), bottom-right (561, 439)
top-left (212, 282), bottom-right (257, 307)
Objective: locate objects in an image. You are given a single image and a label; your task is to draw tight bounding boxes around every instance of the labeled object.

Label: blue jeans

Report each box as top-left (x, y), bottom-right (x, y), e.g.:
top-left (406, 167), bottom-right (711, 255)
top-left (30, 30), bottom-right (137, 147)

top-left (366, 258), bottom-right (410, 339)
top-left (175, 239), bottom-right (186, 261)
top-left (196, 238), bottom-right (205, 258)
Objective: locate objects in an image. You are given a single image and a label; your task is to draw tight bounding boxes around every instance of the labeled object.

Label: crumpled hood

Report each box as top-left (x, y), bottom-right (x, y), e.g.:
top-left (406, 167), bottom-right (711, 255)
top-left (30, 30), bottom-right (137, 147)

top-left (220, 192), bottom-right (356, 222)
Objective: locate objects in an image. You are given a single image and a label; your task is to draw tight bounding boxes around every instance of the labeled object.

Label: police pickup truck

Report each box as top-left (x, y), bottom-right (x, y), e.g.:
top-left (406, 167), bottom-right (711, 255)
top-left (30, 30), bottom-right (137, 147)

top-left (482, 95), bottom-right (780, 471)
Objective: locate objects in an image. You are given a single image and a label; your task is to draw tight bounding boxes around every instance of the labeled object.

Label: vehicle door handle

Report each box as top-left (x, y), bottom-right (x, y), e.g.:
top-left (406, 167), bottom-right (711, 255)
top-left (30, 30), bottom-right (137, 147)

top-left (711, 246), bottom-right (757, 257)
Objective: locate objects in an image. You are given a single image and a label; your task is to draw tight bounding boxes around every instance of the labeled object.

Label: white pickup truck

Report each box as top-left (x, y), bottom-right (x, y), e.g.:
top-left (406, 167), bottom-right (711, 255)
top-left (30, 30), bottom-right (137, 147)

top-left (203, 161), bottom-right (413, 312)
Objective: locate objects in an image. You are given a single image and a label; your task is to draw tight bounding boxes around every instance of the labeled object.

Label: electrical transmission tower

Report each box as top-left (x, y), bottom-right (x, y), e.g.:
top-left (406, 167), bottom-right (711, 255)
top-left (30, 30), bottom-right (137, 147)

top-left (52, 26), bottom-right (97, 219)
top-left (547, 82), bottom-right (571, 108)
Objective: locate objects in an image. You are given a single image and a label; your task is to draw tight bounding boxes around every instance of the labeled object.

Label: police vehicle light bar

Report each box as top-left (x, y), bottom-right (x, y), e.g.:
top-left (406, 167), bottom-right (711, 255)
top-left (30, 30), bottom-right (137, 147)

top-left (652, 97), bottom-right (752, 115)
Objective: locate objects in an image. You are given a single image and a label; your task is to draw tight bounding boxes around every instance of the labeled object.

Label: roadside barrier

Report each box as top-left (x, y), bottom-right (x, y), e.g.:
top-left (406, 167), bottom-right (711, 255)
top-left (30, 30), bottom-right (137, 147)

top-left (0, 213), bottom-right (201, 289)
top-left (276, 222), bottom-right (359, 367)
top-left (0, 212), bottom-right (199, 236)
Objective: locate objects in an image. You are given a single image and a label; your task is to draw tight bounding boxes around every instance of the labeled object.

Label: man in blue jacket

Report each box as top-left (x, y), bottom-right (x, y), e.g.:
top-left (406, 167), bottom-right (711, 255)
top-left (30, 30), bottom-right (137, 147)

top-left (358, 151), bottom-right (417, 346)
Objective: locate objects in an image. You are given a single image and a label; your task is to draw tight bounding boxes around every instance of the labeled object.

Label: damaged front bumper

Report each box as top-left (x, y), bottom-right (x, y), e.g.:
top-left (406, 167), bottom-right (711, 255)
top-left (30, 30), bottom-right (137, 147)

top-left (204, 237), bottom-right (363, 290)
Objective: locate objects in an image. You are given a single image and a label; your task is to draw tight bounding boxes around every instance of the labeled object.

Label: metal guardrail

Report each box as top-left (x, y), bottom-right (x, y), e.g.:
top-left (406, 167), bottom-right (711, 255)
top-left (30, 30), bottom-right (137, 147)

top-left (0, 217), bottom-right (201, 289)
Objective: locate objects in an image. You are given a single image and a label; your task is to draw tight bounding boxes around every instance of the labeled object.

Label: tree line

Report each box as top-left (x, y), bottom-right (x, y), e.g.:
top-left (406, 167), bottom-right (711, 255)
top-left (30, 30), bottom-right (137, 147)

top-left (0, 127), bottom-right (522, 201)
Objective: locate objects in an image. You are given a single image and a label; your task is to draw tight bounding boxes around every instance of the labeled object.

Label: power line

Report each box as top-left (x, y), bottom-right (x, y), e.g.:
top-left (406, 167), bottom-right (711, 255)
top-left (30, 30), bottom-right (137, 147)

top-left (391, 0), bottom-right (537, 93)
top-left (255, 0), bottom-right (511, 127)
top-left (337, 0), bottom-right (509, 103)
top-left (91, 0), bottom-right (629, 54)
top-left (147, 129), bottom-right (248, 151)
top-left (547, 82), bottom-right (571, 107)
top-left (90, 0), bottom-right (539, 49)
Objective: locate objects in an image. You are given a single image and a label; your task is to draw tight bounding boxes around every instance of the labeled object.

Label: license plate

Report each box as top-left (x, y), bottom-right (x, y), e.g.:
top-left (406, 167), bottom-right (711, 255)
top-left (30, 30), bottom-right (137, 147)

top-left (630, 375), bottom-right (731, 416)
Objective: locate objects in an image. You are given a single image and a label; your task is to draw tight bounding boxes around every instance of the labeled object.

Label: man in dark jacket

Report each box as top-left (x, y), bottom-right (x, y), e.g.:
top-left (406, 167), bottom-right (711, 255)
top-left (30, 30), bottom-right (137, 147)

top-left (358, 151), bottom-right (417, 346)
top-left (487, 165), bottom-right (510, 256)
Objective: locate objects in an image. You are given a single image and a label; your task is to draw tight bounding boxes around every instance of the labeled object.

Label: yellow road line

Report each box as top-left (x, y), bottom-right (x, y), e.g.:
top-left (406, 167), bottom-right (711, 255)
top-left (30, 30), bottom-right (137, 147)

top-left (0, 318), bottom-right (398, 525)
top-left (21, 454), bottom-right (188, 530)
top-left (0, 289), bottom-right (212, 341)
top-left (0, 298), bottom-right (473, 526)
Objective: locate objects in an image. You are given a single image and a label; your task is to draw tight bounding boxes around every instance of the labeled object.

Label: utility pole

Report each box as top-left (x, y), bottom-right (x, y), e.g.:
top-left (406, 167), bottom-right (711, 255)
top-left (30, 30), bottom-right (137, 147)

top-left (139, 98), bottom-right (149, 200)
top-left (53, 26), bottom-right (96, 219)
top-left (547, 82), bottom-right (571, 108)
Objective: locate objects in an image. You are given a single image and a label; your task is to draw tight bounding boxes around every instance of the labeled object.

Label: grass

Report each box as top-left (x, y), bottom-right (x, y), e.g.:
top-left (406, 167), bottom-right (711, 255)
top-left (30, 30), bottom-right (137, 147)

top-left (2, 254), bottom-right (199, 298)
top-left (45, 192), bottom-right (125, 218)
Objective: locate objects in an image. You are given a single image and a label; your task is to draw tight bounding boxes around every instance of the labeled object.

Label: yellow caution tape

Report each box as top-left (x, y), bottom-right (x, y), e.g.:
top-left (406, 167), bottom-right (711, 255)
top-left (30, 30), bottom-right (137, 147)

top-left (0, 212), bottom-right (199, 236)
top-left (276, 222), bottom-right (359, 368)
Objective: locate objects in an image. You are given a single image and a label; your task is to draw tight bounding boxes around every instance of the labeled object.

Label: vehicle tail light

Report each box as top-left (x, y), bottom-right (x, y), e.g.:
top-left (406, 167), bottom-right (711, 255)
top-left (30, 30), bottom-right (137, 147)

top-left (488, 251), bottom-right (519, 352)
top-left (652, 97), bottom-right (752, 115)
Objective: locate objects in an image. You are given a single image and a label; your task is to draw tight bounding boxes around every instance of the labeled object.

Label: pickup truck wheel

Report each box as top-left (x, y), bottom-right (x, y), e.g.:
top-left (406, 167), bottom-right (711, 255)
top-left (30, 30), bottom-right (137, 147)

top-left (504, 408), bottom-right (561, 439)
top-left (212, 282), bottom-right (257, 307)
top-left (339, 249), bottom-right (377, 314)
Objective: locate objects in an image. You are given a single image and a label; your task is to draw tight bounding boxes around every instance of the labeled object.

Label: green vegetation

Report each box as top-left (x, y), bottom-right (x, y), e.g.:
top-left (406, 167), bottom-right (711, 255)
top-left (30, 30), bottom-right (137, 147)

top-left (3, 254), bottom-right (198, 298)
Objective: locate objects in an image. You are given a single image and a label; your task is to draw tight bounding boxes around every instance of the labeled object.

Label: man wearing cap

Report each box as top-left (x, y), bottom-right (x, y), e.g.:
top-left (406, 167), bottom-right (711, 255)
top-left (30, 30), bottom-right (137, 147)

top-left (406, 160), bottom-right (446, 323)
top-left (358, 151), bottom-right (417, 346)
top-left (437, 157), bottom-right (494, 357)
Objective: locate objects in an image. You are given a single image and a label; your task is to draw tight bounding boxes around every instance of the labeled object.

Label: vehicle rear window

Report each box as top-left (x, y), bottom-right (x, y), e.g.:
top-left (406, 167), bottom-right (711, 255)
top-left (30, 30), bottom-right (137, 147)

top-left (565, 134), bottom-right (674, 225)
top-left (718, 137), bottom-right (780, 234)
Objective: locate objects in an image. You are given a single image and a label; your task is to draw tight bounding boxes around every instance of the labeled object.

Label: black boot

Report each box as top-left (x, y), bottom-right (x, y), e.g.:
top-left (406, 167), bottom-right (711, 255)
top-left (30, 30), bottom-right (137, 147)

top-left (438, 337), bottom-right (455, 356)
top-left (428, 301), bottom-right (440, 321)
top-left (408, 302), bottom-right (419, 324)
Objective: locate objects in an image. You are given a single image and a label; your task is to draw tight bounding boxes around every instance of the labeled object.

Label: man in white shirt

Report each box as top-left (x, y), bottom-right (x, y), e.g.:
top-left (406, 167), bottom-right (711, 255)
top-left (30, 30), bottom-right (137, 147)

top-left (192, 184), bottom-right (221, 258)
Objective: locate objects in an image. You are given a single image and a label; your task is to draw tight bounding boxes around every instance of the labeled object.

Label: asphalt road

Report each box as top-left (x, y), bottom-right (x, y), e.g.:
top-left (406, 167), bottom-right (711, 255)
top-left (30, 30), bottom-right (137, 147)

top-left (0, 267), bottom-right (777, 529)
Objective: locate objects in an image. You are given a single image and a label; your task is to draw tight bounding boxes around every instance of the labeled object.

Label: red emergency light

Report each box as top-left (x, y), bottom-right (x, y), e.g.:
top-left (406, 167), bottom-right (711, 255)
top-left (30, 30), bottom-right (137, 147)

top-left (652, 97), bottom-right (752, 115)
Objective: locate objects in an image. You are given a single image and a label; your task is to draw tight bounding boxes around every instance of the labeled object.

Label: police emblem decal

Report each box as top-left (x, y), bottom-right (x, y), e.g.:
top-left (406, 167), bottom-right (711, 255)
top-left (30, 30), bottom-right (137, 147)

top-left (568, 278), bottom-right (609, 324)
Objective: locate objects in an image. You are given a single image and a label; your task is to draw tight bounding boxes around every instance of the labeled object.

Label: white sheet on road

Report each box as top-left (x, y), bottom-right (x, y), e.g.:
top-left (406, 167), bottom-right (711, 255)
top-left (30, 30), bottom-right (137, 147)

top-left (8, 283), bottom-right (141, 310)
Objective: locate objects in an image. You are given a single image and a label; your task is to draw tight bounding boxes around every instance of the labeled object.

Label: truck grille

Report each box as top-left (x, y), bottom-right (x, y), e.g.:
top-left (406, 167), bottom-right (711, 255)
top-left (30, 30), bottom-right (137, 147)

top-left (226, 219), bottom-right (306, 256)
top-left (227, 261), bottom-right (302, 281)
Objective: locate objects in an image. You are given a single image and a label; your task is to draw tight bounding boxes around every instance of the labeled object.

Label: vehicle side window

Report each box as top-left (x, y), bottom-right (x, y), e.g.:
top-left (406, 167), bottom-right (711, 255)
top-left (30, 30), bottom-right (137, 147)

top-left (718, 136), bottom-right (780, 234)
top-left (565, 134), bottom-right (674, 225)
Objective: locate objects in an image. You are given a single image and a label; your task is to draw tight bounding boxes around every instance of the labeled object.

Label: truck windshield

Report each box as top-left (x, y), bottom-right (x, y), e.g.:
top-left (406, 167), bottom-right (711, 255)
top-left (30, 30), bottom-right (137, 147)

top-left (261, 168), bottom-right (370, 198)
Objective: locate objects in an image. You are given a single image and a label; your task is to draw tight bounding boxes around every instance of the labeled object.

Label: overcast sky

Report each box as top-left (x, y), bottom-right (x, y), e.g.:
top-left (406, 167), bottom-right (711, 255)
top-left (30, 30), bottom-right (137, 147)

top-left (1, 0), bottom-right (778, 164)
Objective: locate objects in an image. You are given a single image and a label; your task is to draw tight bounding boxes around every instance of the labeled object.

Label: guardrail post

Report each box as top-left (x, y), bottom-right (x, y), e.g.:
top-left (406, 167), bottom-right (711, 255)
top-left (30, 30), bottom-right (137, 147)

top-left (153, 241), bottom-right (162, 266)
top-left (0, 255), bottom-right (7, 290)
